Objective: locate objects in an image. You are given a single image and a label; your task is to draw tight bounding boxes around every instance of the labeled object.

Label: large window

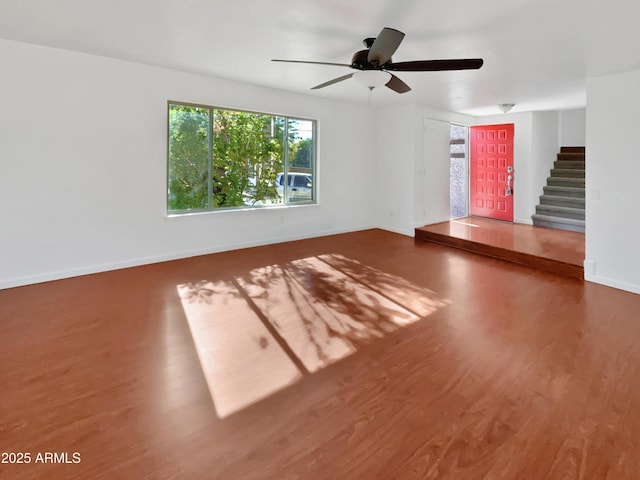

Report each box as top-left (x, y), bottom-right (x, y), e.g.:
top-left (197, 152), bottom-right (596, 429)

top-left (167, 102), bottom-right (316, 213)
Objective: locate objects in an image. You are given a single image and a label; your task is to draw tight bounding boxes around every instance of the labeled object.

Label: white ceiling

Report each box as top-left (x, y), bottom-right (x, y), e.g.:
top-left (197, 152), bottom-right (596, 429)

top-left (1, 0), bottom-right (639, 115)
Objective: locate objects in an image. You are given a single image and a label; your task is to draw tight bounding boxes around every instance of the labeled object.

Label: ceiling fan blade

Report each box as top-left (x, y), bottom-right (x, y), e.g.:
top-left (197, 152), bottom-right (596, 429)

top-left (385, 74), bottom-right (411, 94)
top-left (311, 73), bottom-right (354, 90)
top-left (271, 59), bottom-right (351, 67)
top-left (367, 27), bottom-right (405, 65)
top-left (386, 58), bottom-right (484, 71)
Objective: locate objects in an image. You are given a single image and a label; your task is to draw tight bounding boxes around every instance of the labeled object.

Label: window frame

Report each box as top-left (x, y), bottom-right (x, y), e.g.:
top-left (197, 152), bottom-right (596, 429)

top-left (166, 100), bottom-right (317, 215)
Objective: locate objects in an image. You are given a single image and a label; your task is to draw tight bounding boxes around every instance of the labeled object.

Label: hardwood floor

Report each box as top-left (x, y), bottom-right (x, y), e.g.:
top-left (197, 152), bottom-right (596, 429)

top-left (2, 229), bottom-right (640, 479)
top-left (415, 217), bottom-right (585, 279)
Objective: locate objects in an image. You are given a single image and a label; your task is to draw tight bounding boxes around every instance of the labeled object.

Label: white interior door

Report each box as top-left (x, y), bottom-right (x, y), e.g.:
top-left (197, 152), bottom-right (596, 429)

top-left (417, 118), bottom-right (451, 226)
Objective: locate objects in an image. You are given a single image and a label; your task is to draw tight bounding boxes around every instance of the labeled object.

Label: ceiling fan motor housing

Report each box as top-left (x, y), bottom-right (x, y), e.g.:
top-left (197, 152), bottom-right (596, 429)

top-left (351, 50), bottom-right (387, 70)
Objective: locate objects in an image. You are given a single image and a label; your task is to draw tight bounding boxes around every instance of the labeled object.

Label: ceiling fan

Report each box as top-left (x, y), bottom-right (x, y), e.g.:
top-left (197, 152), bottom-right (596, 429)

top-left (272, 27), bottom-right (484, 94)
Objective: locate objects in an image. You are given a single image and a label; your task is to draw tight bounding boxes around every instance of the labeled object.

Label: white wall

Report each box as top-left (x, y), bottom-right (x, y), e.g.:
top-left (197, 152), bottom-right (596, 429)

top-left (585, 70), bottom-right (640, 294)
top-left (420, 119), bottom-right (451, 226)
top-left (375, 104), bottom-right (475, 235)
top-left (0, 39), bottom-right (377, 289)
top-left (375, 104), bottom-right (417, 236)
top-left (559, 108), bottom-right (586, 147)
top-left (532, 111), bottom-right (560, 218)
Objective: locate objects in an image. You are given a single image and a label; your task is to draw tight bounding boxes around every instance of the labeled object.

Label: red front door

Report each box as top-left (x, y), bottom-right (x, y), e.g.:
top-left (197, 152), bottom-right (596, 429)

top-left (470, 124), bottom-right (514, 221)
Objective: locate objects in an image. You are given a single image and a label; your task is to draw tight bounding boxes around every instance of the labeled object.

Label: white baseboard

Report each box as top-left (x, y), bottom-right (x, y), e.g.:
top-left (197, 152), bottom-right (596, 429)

top-left (583, 259), bottom-right (640, 294)
top-left (515, 217), bottom-right (534, 225)
top-left (584, 274), bottom-right (640, 295)
top-left (376, 224), bottom-right (415, 237)
top-left (583, 260), bottom-right (596, 278)
top-left (0, 224), bottom-right (377, 290)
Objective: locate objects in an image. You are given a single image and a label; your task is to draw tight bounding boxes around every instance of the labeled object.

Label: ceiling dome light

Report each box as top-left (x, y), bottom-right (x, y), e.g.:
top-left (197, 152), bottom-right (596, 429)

top-left (498, 103), bottom-right (515, 114)
top-left (353, 70), bottom-right (392, 89)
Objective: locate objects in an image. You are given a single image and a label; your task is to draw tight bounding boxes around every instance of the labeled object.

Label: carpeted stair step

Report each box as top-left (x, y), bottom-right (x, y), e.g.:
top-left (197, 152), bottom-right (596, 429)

top-left (547, 176), bottom-right (585, 188)
top-left (554, 160), bottom-right (585, 170)
top-left (539, 194), bottom-right (585, 209)
top-left (550, 168), bottom-right (585, 178)
top-left (543, 185), bottom-right (585, 198)
top-left (558, 152), bottom-right (585, 161)
top-left (536, 204), bottom-right (585, 220)
top-left (532, 214), bottom-right (585, 233)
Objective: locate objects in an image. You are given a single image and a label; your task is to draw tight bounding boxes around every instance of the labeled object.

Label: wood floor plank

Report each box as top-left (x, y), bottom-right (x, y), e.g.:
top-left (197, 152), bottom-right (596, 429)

top-left (1, 229), bottom-right (640, 479)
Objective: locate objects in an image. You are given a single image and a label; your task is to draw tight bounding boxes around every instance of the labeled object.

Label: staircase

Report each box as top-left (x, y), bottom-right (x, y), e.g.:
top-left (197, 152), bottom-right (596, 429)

top-left (532, 146), bottom-right (585, 233)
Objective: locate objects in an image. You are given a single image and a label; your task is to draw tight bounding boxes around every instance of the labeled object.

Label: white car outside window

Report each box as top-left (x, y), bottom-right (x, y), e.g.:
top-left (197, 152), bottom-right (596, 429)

top-left (276, 173), bottom-right (313, 202)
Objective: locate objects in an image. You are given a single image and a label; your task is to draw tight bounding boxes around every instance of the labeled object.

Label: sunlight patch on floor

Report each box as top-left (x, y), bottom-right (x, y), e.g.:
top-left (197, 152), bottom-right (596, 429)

top-left (177, 254), bottom-right (450, 418)
top-left (176, 280), bottom-right (302, 418)
top-left (451, 220), bottom-right (480, 227)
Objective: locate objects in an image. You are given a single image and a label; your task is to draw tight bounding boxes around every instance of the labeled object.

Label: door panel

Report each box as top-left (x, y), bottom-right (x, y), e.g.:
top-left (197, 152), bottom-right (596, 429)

top-left (470, 124), bottom-right (514, 221)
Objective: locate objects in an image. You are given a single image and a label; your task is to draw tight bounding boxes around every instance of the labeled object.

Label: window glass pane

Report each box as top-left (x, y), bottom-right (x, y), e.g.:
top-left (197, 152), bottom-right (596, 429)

top-left (213, 110), bottom-right (284, 208)
top-left (450, 124), bottom-right (466, 141)
top-left (168, 105), bottom-right (210, 211)
top-left (450, 157), bottom-right (467, 217)
top-left (168, 103), bottom-right (315, 213)
top-left (449, 124), bottom-right (468, 218)
top-left (285, 119), bottom-right (314, 204)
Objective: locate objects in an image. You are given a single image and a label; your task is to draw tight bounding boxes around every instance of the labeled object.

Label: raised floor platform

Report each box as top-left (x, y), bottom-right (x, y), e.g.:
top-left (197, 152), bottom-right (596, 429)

top-left (415, 216), bottom-right (585, 279)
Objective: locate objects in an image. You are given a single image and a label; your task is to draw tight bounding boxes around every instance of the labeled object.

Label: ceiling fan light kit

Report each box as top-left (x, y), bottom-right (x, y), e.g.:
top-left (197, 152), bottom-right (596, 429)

top-left (353, 70), bottom-right (392, 90)
top-left (272, 27), bottom-right (484, 94)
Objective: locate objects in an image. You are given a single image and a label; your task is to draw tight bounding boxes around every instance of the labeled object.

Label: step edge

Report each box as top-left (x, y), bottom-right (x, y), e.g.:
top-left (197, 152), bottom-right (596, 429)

top-left (539, 195), bottom-right (586, 204)
top-left (543, 186), bottom-right (586, 192)
top-left (531, 214), bottom-right (585, 225)
top-left (547, 177), bottom-right (586, 183)
top-left (536, 205), bottom-right (586, 215)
